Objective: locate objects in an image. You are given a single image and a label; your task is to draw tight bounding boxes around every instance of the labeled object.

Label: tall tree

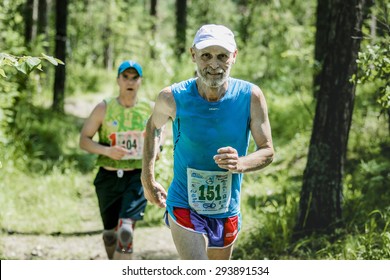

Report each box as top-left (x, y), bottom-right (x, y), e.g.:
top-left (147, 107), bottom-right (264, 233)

top-left (150, 0), bottom-right (158, 23)
top-left (295, 0), bottom-right (368, 235)
top-left (24, 0), bottom-right (35, 48)
top-left (52, 0), bottom-right (68, 113)
top-left (150, 0), bottom-right (158, 58)
top-left (175, 0), bottom-right (187, 59)
top-left (37, 0), bottom-right (49, 55)
top-left (37, 0), bottom-right (48, 38)
top-left (237, 0), bottom-right (255, 45)
top-left (103, 2), bottom-right (114, 70)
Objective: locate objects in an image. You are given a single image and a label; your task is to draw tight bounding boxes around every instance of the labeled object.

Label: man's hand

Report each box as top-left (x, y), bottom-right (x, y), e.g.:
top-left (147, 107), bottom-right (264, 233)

top-left (213, 146), bottom-right (241, 173)
top-left (106, 146), bottom-right (129, 160)
top-left (142, 181), bottom-right (167, 208)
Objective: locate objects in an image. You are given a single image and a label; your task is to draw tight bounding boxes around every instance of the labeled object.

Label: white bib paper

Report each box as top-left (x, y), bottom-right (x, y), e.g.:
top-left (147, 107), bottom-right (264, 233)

top-left (187, 167), bottom-right (232, 215)
top-left (110, 131), bottom-right (144, 160)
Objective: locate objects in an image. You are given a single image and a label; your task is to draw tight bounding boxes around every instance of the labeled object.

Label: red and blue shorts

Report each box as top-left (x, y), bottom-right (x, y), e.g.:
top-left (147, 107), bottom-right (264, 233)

top-left (165, 207), bottom-right (240, 248)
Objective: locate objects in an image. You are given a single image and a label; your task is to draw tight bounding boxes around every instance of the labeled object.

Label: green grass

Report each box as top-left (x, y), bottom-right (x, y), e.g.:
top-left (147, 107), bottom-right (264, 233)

top-left (232, 98), bottom-right (390, 260)
top-left (0, 165), bottom-right (101, 234)
top-left (0, 149), bottom-right (170, 234)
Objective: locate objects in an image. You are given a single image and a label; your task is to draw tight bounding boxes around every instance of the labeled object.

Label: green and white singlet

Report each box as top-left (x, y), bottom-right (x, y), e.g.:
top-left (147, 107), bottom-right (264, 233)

top-left (96, 97), bottom-right (151, 169)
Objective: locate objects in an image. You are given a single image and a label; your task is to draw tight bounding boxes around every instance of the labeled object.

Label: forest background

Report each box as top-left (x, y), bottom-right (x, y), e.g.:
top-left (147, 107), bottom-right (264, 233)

top-left (0, 0), bottom-right (389, 260)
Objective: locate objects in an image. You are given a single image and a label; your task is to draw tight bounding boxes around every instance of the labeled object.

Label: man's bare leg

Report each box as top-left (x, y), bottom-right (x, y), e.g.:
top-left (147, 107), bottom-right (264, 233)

top-left (168, 214), bottom-right (208, 260)
top-left (112, 218), bottom-right (134, 260)
top-left (102, 229), bottom-right (116, 260)
top-left (207, 244), bottom-right (234, 260)
top-left (113, 251), bottom-right (133, 260)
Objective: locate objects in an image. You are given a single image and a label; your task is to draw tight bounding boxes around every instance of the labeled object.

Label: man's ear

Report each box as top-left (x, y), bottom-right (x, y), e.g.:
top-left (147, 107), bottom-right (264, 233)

top-left (190, 47), bottom-right (196, 62)
top-left (233, 49), bottom-right (238, 63)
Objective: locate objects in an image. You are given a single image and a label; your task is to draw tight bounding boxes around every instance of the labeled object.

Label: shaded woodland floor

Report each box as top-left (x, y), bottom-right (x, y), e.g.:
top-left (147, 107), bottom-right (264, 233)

top-left (1, 226), bottom-right (178, 260)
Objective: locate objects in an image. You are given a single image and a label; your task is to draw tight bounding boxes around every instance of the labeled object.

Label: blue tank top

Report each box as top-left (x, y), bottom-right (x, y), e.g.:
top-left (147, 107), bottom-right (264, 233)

top-left (166, 77), bottom-right (253, 218)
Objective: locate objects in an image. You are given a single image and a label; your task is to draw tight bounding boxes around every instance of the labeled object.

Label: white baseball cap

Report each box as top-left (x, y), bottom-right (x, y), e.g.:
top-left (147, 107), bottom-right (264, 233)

top-left (192, 24), bottom-right (237, 53)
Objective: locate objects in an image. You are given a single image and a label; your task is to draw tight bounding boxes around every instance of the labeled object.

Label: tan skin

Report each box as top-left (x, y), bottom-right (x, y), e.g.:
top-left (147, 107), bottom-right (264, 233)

top-left (141, 45), bottom-right (274, 259)
top-left (79, 68), bottom-right (142, 169)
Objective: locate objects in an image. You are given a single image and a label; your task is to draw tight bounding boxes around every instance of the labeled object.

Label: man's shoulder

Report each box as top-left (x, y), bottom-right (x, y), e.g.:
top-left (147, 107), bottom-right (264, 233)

top-left (171, 78), bottom-right (196, 92)
top-left (229, 77), bottom-right (256, 95)
top-left (230, 77), bottom-right (254, 86)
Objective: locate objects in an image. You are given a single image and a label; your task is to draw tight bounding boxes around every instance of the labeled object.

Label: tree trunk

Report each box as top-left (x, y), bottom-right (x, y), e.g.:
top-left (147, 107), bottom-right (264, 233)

top-left (295, 0), bottom-right (366, 235)
top-left (37, 0), bottom-right (48, 35)
top-left (175, 0), bottom-right (187, 59)
top-left (150, 0), bottom-right (158, 59)
top-left (24, 0), bottom-right (35, 48)
top-left (52, 0), bottom-right (68, 113)
top-left (37, 0), bottom-right (48, 53)
top-left (102, 13), bottom-right (112, 70)
top-left (150, 0), bottom-right (157, 18)
top-left (312, 0), bottom-right (331, 98)
top-left (102, 27), bottom-right (113, 71)
top-left (237, 0), bottom-right (255, 45)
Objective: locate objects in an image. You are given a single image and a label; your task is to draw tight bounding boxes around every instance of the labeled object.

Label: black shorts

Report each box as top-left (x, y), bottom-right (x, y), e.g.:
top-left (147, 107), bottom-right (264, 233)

top-left (93, 167), bottom-right (147, 230)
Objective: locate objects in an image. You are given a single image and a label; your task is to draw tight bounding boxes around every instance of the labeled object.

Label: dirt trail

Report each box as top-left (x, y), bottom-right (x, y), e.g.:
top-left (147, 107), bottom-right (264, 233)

top-left (1, 226), bottom-right (178, 260)
top-left (65, 93), bottom-right (107, 118)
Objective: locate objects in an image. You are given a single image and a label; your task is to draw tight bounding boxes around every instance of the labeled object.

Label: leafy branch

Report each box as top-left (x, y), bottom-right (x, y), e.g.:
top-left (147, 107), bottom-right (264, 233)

top-left (353, 44), bottom-right (390, 112)
top-left (0, 53), bottom-right (64, 78)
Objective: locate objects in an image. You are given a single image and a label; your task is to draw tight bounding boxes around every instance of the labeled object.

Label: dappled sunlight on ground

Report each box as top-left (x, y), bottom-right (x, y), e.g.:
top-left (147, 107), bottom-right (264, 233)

top-left (1, 226), bottom-right (178, 260)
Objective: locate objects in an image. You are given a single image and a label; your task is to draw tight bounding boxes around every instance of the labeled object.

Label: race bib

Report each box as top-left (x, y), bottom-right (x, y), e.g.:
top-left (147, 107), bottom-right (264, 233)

top-left (187, 167), bottom-right (232, 215)
top-left (109, 131), bottom-right (144, 160)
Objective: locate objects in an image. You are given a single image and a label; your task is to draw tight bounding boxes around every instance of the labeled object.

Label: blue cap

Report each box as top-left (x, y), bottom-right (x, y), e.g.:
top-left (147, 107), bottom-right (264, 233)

top-left (117, 60), bottom-right (143, 77)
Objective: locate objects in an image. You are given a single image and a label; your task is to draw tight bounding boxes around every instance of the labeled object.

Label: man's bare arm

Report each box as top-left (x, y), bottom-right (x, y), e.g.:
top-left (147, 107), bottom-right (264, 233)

top-left (214, 85), bottom-right (274, 173)
top-left (141, 87), bottom-right (176, 207)
top-left (79, 101), bottom-right (129, 160)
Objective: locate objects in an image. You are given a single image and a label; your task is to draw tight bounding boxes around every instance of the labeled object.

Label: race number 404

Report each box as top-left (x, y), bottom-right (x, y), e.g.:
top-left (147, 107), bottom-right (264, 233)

top-left (109, 131), bottom-right (144, 160)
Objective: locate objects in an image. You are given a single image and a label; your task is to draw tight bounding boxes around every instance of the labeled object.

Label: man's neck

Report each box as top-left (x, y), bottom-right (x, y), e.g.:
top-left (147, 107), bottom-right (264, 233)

top-left (196, 79), bottom-right (228, 102)
top-left (117, 95), bottom-right (137, 108)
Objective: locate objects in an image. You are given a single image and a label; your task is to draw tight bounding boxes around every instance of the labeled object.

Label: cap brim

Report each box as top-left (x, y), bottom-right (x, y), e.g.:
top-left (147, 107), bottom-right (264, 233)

top-left (194, 40), bottom-right (236, 53)
top-left (118, 66), bottom-right (142, 77)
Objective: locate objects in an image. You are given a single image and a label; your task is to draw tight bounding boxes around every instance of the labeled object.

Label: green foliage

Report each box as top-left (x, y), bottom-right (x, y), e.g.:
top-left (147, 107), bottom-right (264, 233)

top-left (1, 0), bottom-right (389, 260)
top-left (0, 0), bottom-right (25, 53)
top-left (232, 0), bottom-right (315, 94)
top-left (0, 53), bottom-right (64, 78)
top-left (7, 101), bottom-right (94, 174)
top-left (232, 80), bottom-right (390, 260)
top-left (267, 91), bottom-right (314, 147)
top-left (65, 63), bottom-right (113, 96)
top-left (0, 100), bottom-right (100, 233)
top-left (344, 158), bottom-right (390, 230)
top-left (187, 0), bottom-right (239, 31)
top-left (235, 189), bottom-right (300, 259)
top-left (353, 0), bottom-right (390, 114)
top-left (0, 165), bottom-right (101, 234)
top-left (354, 44), bottom-right (390, 112)
top-left (234, 151), bottom-right (390, 260)
top-left (0, 80), bottom-right (17, 145)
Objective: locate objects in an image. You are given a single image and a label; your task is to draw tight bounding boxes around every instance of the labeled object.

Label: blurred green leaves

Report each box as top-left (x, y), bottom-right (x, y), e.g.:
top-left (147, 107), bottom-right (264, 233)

top-left (0, 53), bottom-right (64, 78)
top-left (354, 44), bottom-right (390, 113)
